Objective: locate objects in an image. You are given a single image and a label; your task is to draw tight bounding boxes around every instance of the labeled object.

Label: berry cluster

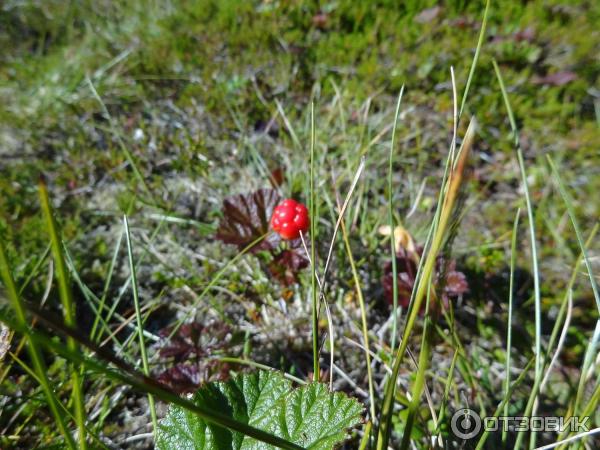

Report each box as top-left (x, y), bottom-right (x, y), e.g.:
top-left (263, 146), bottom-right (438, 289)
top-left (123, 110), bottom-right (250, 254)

top-left (270, 198), bottom-right (310, 240)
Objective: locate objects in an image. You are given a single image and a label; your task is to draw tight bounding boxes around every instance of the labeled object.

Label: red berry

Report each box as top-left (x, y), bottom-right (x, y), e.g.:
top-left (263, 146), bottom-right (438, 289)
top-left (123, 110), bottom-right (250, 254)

top-left (270, 198), bottom-right (310, 240)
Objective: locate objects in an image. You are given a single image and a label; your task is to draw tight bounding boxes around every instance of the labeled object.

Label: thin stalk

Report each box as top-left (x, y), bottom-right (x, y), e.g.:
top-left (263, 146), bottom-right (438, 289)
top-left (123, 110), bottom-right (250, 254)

top-left (513, 375), bottom-right (544, 449)
top-left (539, 226), bottom-right (597, 449)
top-left (543, 224), bottom-right (598, 366)
top-left (9, 351), bottom-right (111, 450)
top-left (96, 218), bottom-right (167, 344)
top-left (168, 232), bottom-right (269, 339)
top-left (572, 322), bottom-right (599, 421)
top-left (90, 224), bottom-right (124, 342)
top-left (0, 240), bottom-right (76, 450)
top-left (339, 219), bottom-right (376, 420)
top-left (459, 0), bottom-right (491, 118)
top-left (0, 309), bottom-right (304, 450)
top-left (433, 349), bottom-right (459, 438)
top-left (376, 117), bottom-right (476, 450)
top-left (493, 60), bottom-right (542, 450)
top-left (217, 357), bottom-right (306, 385)
top-left (538, 428), bottom-right (600, 450)
top-left (389, 86), bottom-right (405, 353)
top-left (17, 243), bottom-right (51, 296)
top-left (309, 101), bottom-right (319, 379)
top-left (547, 156), bottom-right (600, 313)
top-left (399, 317), bottom-right (433, 450)
top-left (358, 421), bottom-right (373, 450)
top-left (568, 382), bottom-right (600, 445)
top-left (503, 208), bottom-right (520, 444)
top-left (475, 357), bottom-right (536, 450)
top-left (39, 180), bottom-right (87, 449)
top-left (124, 216), bottom-right (158, 435)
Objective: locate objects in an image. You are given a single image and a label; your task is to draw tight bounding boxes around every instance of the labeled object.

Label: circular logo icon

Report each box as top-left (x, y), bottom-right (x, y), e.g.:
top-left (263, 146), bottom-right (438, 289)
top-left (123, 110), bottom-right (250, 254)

top-left (451, 408), bottom-right (481, 440)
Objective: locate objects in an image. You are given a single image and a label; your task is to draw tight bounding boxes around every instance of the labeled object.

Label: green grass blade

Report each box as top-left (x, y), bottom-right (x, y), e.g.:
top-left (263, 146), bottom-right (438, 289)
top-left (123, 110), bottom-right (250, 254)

top-left (124, 215), bottom-right (158, 435)
top-left (399, 317), bottom-right (433, 450)
top-left (62, 246), bottom-right (120, 347)
top-left (358, 420), bottom-right (373, 450)
top-left (377, 118), bottom-right (476, 450)
top-left (90, 224), bottom-right (124, 342)
top-left (86, 77), bottom-right (155, 204)
top-left (493, 60), bottom-right (543, 449)
top-left (17, 244), bottom-right (51, 296)
top-left (547, 156), bottom-right (600, 313)
top-left (38, 179), bottom-right (87, 449)
top-left (0, 240), bottom-right (77, 450)
top-left (9, 351), bottom-right (111, 450)
top-left (433, 349), bottom-right (459, 438)
top-left (571, 320), bottom-right (599, 417)
top-left (339, 218), bottom-right (376, 420)
top-left (389, 86), bottom-right (405, 353)
top-left (96, 218), bottom-right (167, 344)
top-left (503, 208), bottom-right (520, 444)
top-left (475, 357), bottom-right (536, 450)
top-left (167, 231), bottom-right (269, 340)
top-left (309, 101), bottom-right (319, 380)
top-left (459, 0), bottom-right (491, 118)
top-left (0, 307), bottom-right (304, 450)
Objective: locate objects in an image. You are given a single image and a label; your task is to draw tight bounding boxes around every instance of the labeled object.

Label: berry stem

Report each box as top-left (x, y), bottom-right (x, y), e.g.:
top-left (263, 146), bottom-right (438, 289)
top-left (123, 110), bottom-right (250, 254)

top-left (309, 101), bottom-right (319, 381)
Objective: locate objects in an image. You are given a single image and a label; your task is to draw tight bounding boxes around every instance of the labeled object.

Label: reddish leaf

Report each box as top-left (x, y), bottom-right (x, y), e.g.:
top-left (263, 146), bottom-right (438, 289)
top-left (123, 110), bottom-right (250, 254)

top-left (312, 12), bottom-right (329, 29)
top-left (215, 188), bottom-right (282, 252)
top-left (267, 248), bottom-right (309, 286)
top-left (157, 364), bottom-right (203, 394)
top-left (443, 262), bottom-right (469, 297)
top-left (382, 246), bottom-right (468, 313)
top-left (514, 27), bottom-right (535, 43)
top-left (157, 322), bottom-right (233, 393)
top-left (269, 167), bottom-right (285, 188)
top-left (159, 321), bottom-right (231, 362)
top-left (532, 71), bottom-right (577, 86)
top-left (382, 248), bottom-right (419, 309)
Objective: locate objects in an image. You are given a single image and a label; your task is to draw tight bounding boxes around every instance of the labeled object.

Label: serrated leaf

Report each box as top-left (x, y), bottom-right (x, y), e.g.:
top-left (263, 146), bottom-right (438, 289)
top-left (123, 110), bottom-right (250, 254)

top-left (215, 189), bottom-right (282, 252)
top-left (158, 363), bottom-right (203, 394)
top-left (156, 370), bottom-right (363, 450)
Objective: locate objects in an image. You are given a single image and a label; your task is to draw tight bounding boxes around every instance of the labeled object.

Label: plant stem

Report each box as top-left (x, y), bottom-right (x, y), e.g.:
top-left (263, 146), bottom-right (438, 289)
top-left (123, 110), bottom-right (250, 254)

top-left (493, 60), bottom-right (542, 450)
top-left (340, 219), bottom-right (376, 420)
top-left (124, 216), bottom-right (158, 436)
top-left (377, 117), bottom-right (476, 450)
top-left (0, 240), bottom-right (77, 450)
top-left (503, 208), bottom-right (520, 444)
top-left (389, 86), bottom-right (404, 353)
top-left (0, 309), bottom-right (304, 450)
top-left (310, 101), bottom-right (320, 380)
top-left (39, 180), bottom-right (87, 449)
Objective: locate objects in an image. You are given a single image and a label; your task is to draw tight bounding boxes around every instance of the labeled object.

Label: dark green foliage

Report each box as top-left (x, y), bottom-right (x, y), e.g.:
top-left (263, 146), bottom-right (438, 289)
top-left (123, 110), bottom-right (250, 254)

top-left (156, 371), bottom-right (363, 449)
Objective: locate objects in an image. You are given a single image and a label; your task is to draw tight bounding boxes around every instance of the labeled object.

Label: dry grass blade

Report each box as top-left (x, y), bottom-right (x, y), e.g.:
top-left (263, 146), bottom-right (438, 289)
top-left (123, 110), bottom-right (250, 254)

top-left (377, 117), bottom-right (477, 450)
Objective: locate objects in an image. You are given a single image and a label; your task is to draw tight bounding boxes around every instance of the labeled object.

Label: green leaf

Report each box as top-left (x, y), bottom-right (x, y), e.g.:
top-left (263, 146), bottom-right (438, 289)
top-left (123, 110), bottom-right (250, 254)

top-left (156, 370), bottom-right (364, 450)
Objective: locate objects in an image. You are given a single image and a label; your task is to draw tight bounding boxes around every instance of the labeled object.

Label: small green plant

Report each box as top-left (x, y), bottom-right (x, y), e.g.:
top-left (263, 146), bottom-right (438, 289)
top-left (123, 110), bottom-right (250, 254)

top-left (156, 371), bottom-right (363, 449)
